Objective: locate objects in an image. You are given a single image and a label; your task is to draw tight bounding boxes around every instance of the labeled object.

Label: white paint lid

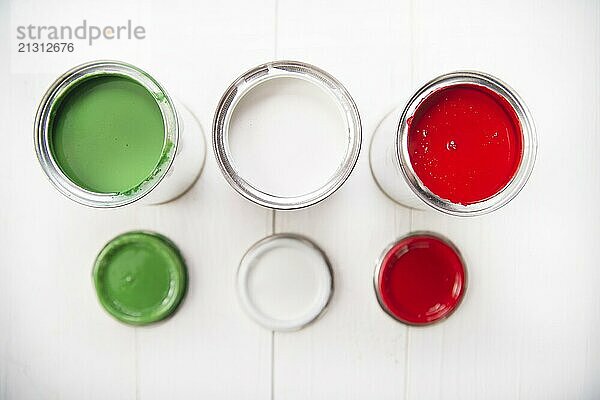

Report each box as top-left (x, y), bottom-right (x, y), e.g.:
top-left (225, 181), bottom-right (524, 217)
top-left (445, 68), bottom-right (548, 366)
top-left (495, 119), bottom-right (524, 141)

top-left (236, 234), bottom-right (333, 331)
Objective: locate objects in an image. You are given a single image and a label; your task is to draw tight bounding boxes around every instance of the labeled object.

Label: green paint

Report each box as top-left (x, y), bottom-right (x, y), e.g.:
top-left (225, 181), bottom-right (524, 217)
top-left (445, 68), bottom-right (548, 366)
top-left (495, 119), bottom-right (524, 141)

top-left (50, 74), bottom-right (166, 194)
top-left (93, 231), bottom-right (187, 325)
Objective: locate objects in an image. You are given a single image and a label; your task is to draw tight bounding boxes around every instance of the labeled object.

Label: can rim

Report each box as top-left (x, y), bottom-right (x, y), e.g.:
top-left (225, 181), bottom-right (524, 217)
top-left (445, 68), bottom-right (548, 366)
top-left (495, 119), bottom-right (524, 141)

top-left (213, 60), bottom-right (362, 210)
top-left (236, 233), bottom-right (334, 332)
top-left (34, 60), bottom-right (179, 208)
top-left (396, 71), bottom-right (538, 216)
top-left (373, 231), bottom-right (468, 327)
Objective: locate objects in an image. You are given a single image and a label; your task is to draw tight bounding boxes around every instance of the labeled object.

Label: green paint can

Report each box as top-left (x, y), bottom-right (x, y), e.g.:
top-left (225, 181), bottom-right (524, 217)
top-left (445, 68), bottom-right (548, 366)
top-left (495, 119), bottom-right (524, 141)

top-left (35, 60), bottom-right (205, 207)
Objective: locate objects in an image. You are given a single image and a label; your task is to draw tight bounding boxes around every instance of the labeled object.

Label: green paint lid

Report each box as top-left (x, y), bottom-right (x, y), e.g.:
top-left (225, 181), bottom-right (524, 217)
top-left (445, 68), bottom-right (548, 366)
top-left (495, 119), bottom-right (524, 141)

top-left (93, 231), bottom-right (187, 325)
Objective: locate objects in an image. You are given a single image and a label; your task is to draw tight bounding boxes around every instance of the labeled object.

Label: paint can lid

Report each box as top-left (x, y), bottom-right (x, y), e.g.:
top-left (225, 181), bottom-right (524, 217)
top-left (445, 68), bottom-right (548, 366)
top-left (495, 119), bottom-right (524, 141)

top-left (93, 231), bottom-right (187, 325)
top-left (236, 234), bottom-right (333, 331)
top-left (374, 232), bottom-right (467, 325)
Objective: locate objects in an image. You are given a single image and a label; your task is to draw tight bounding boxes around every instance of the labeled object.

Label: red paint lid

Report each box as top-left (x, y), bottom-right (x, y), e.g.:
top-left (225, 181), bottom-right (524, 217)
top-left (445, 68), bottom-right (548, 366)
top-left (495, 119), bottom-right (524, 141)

top-left (374, 233), bottom-right (466, 325)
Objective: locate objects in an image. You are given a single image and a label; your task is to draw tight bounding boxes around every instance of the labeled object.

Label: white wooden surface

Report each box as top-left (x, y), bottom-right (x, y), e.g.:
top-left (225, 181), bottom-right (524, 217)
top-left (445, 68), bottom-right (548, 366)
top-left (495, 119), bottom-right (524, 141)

top-left (1, 0), bottom-right (599, 399)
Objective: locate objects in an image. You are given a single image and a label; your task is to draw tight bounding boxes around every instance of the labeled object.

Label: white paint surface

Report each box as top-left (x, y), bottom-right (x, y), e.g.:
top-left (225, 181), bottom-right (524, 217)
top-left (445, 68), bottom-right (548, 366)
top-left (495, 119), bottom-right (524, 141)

top-left (228, 77), bottom-right (348, 197)
top-left (237, 236), bottom-right (332, 331)
top-left (1, 0), bottom-right (600, 399)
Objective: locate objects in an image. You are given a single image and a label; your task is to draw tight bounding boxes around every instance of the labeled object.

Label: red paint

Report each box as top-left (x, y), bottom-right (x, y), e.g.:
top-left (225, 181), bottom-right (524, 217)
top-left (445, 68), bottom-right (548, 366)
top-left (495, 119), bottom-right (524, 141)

top-left (377, 234), bottom-right (465, 325)
top-left (407, 84), bottom-right (523, 205)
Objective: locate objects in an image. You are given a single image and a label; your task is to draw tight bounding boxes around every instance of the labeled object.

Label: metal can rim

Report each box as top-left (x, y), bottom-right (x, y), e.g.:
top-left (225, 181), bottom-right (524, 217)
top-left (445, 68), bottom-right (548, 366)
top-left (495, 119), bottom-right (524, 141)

top-left (396, 71), bottom-right (538, 216)
top-left (34, 60), bottom-right (179, 208)
top-left (212, 60), bottom-right (362, 210)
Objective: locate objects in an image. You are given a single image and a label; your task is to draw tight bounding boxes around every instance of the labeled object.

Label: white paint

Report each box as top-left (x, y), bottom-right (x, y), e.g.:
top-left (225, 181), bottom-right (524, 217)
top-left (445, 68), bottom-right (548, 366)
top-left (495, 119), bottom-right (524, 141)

top-left (227, 76), bottom-right (348, 197)
top-left (246, 245), bottom-right (319, 321)
top-left (237, 236), bottom-right (332, 332)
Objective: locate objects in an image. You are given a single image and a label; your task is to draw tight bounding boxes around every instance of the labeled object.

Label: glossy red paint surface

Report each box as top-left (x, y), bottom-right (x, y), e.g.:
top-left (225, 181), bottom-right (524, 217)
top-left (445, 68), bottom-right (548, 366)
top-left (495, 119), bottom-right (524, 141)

top-left (377, 234), bottom-right (466, 325)
top-left (407, 84), bottom-right (523, 205)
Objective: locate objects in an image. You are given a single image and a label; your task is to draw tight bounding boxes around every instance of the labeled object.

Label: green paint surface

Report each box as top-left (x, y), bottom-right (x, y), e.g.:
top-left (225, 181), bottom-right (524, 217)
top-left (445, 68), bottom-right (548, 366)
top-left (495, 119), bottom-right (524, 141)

top-left (93, 231), bottom-right (187, 325)
top-left (50, 75), bottom-right (165, 193)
